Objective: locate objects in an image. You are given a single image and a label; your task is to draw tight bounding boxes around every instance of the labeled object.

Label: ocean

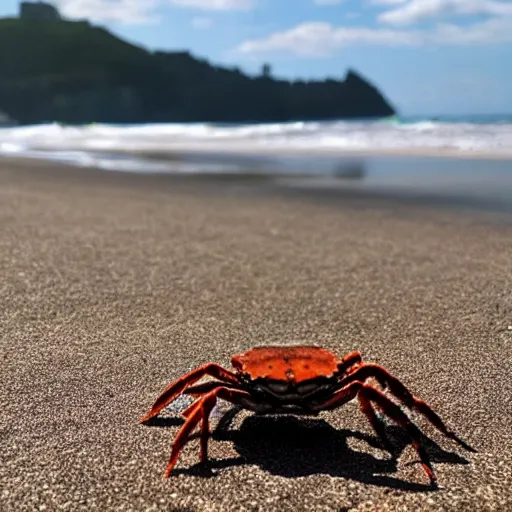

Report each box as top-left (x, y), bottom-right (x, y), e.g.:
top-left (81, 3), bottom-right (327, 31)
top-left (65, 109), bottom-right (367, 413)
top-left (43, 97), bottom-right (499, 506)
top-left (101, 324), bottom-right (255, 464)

top-left (1, 114), bottom-right (511, 213)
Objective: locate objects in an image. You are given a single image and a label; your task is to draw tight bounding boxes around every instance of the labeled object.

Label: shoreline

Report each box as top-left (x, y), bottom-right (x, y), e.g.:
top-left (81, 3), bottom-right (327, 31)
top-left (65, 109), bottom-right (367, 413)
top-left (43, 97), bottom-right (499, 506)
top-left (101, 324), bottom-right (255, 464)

top-left (2, 153), bottom-right (512, 221)
top-left (4, 142), bottom-right (512, 162)
top-left (124, 144), bottom-right (512, 162)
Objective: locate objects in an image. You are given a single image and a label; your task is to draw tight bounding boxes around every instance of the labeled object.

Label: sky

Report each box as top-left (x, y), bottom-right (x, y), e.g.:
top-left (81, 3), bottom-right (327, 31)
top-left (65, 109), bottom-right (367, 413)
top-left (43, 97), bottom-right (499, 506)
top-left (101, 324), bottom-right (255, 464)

top-left (2, 0), bottom-right (512, 116)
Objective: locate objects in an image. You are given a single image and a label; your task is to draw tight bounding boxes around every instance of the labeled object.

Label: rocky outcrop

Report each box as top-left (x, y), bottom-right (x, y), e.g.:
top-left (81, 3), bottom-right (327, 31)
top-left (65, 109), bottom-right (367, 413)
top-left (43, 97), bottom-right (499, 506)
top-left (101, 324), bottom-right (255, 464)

top-left (0, 5), bottom-right (396, 125)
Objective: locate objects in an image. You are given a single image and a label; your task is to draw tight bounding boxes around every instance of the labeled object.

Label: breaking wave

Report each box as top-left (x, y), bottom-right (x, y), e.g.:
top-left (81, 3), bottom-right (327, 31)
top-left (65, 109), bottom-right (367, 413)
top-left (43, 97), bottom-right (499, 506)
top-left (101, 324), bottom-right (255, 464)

top-left (1, 116), bottom-right (512, 172)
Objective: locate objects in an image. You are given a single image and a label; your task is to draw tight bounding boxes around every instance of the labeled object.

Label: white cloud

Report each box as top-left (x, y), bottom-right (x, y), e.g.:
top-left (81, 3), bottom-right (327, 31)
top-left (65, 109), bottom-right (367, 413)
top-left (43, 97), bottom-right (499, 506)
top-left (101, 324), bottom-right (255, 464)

top-left (191, 16), bottom-right (214, 28)
top-left (238, 16), bottom-right (512, 56)
top-left (55, 0), bottom-right (159, 24)
top-left (238, 22), bottom-right (420, 56)
top-left (169, 0), bottom-right (255, 10)
top-left (431, 15), bottom-right (512, 43)
top-left (376, 0), bottom-right (512, 26)
top-left (54, 0), bottom-right (255, 24)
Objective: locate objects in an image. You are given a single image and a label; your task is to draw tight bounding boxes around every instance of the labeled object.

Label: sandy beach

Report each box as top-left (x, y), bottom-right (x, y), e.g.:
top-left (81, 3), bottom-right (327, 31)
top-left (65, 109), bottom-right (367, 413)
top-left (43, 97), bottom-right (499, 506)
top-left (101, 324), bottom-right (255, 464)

top-left (1, 156), bottom-right (511, 511)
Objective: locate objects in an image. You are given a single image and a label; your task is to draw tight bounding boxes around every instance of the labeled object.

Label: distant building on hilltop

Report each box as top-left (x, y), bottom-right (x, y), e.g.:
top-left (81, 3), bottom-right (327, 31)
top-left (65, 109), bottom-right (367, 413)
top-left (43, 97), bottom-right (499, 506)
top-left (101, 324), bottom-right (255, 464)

top-left (19, 1), bottom-right (61, 21)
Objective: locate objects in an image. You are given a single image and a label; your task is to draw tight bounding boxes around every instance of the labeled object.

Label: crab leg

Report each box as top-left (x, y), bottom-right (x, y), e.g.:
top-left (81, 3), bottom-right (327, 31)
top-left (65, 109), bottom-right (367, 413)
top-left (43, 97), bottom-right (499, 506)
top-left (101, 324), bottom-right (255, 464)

top-left (357, 392), bottom-right (395, 453)
top-left (337, 364), bottom-right (475, 452)
top-left (312, 381), bottom-right (437, 485)
top-left (336, 350), bottom-right (363, 375)
top-left (311, 380), bottom-right (394, 450)
top-left (360, 385), bottom-right (438, 486)
top-left (139, 363), bottom-right (239, 424)
top-left (311, 381), bottom-right (392, 450)
top-left (311, 380), bottom-right (362, 411)
top-left (182, 398), bottom-right (202, 419)
top-left (164, 387), bottom-right (260, 477)
top-left (181, 381), bottom-right (240, 418)
top-left (163, 398), bottom-right (204, 477)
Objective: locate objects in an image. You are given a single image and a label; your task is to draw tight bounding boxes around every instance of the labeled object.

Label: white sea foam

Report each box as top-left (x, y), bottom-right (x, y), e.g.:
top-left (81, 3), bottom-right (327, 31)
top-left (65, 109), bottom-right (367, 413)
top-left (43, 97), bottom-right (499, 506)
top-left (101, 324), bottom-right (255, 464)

top-left (1, 119), bottom-right (511, 168)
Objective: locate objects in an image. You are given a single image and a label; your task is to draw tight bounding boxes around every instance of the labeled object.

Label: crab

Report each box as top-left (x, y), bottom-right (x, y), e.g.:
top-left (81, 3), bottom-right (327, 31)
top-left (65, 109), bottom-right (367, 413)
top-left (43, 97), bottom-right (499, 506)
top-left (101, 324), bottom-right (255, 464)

top-left (139, 345), bottom-right (474, 485)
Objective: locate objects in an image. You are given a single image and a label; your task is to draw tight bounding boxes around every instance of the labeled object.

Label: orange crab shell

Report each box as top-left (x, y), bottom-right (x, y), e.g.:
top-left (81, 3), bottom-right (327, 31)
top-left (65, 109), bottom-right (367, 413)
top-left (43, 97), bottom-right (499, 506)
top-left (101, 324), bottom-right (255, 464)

top-left (231, 345), bottom-right (342, 382)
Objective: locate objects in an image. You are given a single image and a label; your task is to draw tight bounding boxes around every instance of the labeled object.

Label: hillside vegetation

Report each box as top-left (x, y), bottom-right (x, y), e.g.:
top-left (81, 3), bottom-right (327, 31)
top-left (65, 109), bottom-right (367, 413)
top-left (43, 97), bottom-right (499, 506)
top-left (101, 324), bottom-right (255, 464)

top-left (0, 16), bottom-right (396, 125)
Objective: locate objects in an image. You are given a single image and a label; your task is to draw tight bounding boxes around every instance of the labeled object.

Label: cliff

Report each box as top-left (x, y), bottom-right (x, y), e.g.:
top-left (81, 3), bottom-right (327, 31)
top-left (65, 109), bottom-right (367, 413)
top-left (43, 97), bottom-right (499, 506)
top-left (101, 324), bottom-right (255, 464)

top-left (0, 14), bottom-right (396, 125)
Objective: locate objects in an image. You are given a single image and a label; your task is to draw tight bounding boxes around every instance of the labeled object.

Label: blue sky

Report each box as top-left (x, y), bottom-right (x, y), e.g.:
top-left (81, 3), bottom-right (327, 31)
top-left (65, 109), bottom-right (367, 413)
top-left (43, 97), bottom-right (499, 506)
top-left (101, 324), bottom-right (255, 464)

top-left (3, 0), bottom-right (512, 115)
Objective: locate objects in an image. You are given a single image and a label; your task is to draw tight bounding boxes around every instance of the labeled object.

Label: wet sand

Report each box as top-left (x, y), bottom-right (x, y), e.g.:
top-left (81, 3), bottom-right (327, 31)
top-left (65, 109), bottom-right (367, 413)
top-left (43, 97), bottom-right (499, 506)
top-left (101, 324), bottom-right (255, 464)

top-left (1, 157), bottom-right (511, 511)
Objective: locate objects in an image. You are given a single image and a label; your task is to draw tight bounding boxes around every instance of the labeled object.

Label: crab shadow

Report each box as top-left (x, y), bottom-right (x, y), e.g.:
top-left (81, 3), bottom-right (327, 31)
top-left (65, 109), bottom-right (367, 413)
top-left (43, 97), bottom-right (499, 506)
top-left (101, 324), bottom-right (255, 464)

top-left (146, 407), bottom-right (472, 492)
